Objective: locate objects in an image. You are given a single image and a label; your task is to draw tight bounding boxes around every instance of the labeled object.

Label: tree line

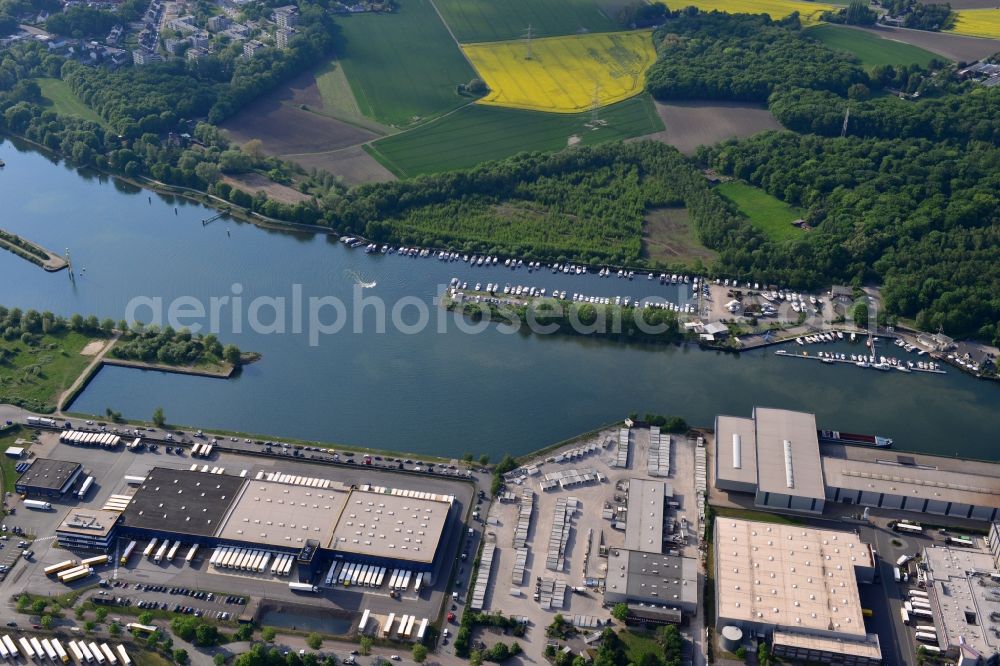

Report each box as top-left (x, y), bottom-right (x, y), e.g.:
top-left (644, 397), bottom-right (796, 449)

top-left (769, 86), bottom-right (1000, 145)
top-left (645, 11), bottom-right (869, 103)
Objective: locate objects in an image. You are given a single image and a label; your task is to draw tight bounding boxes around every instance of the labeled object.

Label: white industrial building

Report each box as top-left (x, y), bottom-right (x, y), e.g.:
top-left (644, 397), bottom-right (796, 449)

top-left (714, 518), bottom-right (880, 665)
top-left (715, 408), bottom-right (1000, 522)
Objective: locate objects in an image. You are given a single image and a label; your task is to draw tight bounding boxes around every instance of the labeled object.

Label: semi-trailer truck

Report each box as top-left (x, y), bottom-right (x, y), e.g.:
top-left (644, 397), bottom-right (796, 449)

top-left (288, 582), bottom-right (318, 593)
top-left (23, 500), bottom-right (53, 511)
top-left (120, 541), bottom-right (137, 565)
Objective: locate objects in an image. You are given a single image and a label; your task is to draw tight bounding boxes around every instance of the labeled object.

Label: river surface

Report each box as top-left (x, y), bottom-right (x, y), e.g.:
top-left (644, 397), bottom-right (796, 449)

top-left (2, 138), bottom-right (998, 461)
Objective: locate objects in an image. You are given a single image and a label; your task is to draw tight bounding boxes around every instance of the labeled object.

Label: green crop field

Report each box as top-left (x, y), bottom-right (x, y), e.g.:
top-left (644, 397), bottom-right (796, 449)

top-left (366, 95), bottom-right (663, 176)
top-left (433, 0), bottom-right (619, 42)
top-left (36, 78), bottom-right (107, 127)
top-left (717, 181), bottom-right (805, 241)
top-left (806, 25), bottom-right (941, 68)
top-left (333, 0), bottom-right (478, 127)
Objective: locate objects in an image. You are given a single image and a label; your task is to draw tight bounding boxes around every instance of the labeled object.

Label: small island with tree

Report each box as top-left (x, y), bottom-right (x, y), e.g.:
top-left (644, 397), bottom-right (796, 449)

top-left (108, 322), bottom-right (257, 377)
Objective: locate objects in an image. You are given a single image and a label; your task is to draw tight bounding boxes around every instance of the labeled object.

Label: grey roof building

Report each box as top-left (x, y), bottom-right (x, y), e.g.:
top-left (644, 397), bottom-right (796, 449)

top-left (715, 408), bottom-right (825, 514)
top-left (604, 548), bottom-right (698, 617)
top-left (624, 479), bottom-right (667, 553)
top-left (715, 408), bottom-right (1000, 522)
top-left (15, 458), bottom-right (83, 497)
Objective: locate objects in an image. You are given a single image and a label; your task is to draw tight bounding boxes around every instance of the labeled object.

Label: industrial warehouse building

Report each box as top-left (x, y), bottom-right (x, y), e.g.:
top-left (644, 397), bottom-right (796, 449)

top-left (604, 548), bottom-right (698, 623)
top-left (15, 458), bottom-right (83, 498)
top-left (715, 408), bottom-right (1000, 522)
top-left (921, 542), bottom-right (1000, 663)
top-left (55, 510), bottom-right (120, 551)
top-left (602, 477), bottom-right (698, 624)
top-left (714, 518), bottom-right (881, 665)
top-left (55, 467), bottom-right (455, 572)
top-left (715, 408), bottom-right (826, 514)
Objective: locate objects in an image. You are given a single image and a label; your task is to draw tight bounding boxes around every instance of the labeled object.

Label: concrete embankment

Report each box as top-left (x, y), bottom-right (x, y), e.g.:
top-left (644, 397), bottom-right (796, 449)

top-left (0, 228), bottom-right (69, 271)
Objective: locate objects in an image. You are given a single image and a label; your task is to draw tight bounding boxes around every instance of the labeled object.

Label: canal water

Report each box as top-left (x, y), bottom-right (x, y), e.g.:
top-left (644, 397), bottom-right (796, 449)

top-left (2, 138), bottom-right (998, 461)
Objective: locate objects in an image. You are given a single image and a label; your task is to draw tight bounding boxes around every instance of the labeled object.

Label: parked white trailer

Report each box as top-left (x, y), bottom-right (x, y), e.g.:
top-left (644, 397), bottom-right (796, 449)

top-left (52, 639), bottom-right (70, 664)
top-left (99, 644), bottom-right (117, 665)
top-left (114, 647), bottom-right (130, 666)
top-left (414, 573), bottom-right (423, 593)
top-left (143, 539), bottom-right (158, 558)
top-left (258, 552), bottom-right (272, 573)
top-left (67, 643), bottom-right (84, 664)
top-left (120, 541), bottom-right (137, 565)
top-left (400, 571), bottom-right (411, 590)
top-left (88, 643), bottom-right (104, 665)
top-left (153, 542), bottom-right (168, 563)
top-left (417, 618), bottom-right (428, 640)
top-left (30, 638), bottom-right (44, 661)
top-left (288, 582), bottom-right (318, 593)
top-left (78, 642), bottom-right (95, 664)
top-left (40, 639), bottom-right (56, 662)
top-left (383, 613), bottom-right (395, 637)
top-left (77, 477), bottom-right (95, 500)
top-left (185, 544), bottom-right (199, 564)
top-left (166, 541), bottom-right (181, 562)
top-left (0, 638), bottom-right (10, 660)
top-left (281, 556), bottom-right (293, 576)
top-left (3, 635), bottom-right (19, 658)
top-left (18, 638), bottom-right (34, 661)
top-left (375, 567), bottom-right (386, 587)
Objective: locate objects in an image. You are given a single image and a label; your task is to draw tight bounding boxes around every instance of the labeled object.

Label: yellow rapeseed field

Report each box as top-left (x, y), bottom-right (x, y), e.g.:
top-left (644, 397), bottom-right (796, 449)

top-left (671, 0), bottom-right (834, 25)
top-left (462, 31), bottom-right (656, 113)
top-left (949, 9), bottom-right (1000, 38)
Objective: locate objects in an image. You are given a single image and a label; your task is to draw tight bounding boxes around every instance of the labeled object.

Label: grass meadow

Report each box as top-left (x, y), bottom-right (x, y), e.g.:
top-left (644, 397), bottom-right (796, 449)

top-left (366, 95), bottom-right (663, 176)
top-left (433, 0), bottom-right (618, 42)
top-left (716, 181), bottom-right (805, 241)
top-left (806, 25), bottom-right (940, 68)
top-left (463, 31), bottom-right (656, 112)
top-left (333, 0), bottom-right (477, 127)
top-left (36, 78), bottom-right (107, 127)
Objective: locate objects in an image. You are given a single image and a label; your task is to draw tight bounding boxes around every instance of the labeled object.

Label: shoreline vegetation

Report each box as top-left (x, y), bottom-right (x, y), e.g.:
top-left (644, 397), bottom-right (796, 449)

top-left (0, 228), bottom-right (69, 271)
top-left (0, 306), bottom-right (253, 413)
top-left (442, 291), bottom-right (683, 345)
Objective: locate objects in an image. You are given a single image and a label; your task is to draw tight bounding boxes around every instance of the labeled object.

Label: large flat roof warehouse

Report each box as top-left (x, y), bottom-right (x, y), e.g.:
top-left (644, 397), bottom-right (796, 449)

top-left (118, 467), bottom-right (245, 538)
top-left (217, 479), bottom-right (351, 549)
top-left (624, 479), bottom-right (666, 554)
top-left (714, 518), bottom-right (874, 640)
top-left (821, 444), bottom-right (1000, 510)
top-left (923, 545), bottom-right (1000, 658)
top-left (15, 457), bottom-right (82, 492)
top-left (329, 488), bottom-right (452, 564)
top-left (753, 407), bottom-right (825, 503)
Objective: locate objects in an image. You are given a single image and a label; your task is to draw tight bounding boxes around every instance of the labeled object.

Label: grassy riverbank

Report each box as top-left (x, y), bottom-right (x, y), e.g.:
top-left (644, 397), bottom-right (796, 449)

top-left (0, 329), bottom-right (102, 413)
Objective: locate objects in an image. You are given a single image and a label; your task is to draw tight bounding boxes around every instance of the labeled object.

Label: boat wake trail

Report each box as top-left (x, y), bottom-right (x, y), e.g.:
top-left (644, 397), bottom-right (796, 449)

top-left (344, 269), bottom-right (377, 289)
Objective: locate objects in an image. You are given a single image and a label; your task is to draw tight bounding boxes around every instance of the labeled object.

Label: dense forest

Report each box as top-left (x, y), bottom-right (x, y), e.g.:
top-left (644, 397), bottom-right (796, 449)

top-left (645, 12), bottom-right (869, 102)
top-left (320, 142), bottom-right (747, 265)
top-left (769, 86), bottom-right (1000, 144)
top-left (702, 133), bottom-right (1000, 342)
